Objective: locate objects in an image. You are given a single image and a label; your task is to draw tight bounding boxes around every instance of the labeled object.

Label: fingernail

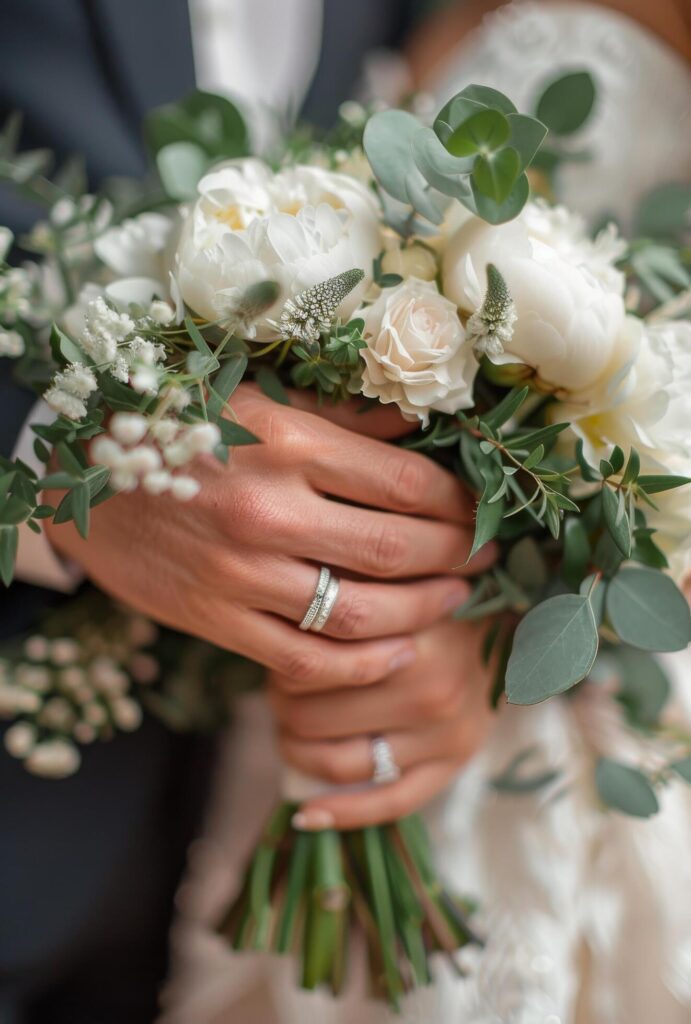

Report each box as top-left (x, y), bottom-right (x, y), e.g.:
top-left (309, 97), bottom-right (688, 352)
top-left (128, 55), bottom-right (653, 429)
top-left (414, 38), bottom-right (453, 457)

top-left (292, 809), bottom-right (335, 831)
top-left (389, 647), bottom-right (416, 672)
top-left (444, 587), bottom-right (469, 612)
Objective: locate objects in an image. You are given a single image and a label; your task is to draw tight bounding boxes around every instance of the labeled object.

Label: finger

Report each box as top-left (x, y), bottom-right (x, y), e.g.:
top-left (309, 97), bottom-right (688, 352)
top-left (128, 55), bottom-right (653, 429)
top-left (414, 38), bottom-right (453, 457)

top-left (255, 560), bottom-right (470, 639)
top-left (292, 760), bottom-right (459, 830)
top-left (284, 388), bottom-right (416, 441)
top-left (223, 608), bottom-right (417, 693)
top-left (270, 659), bottom-right (461, 739)
top-left (307, 435), bottom-right (475, 525)
top-left (278, 722), bottom-right (471, 786)
top-left (289, 498), bottom-right (495, 579)
top-left (232, 385), bottom-right (474, 525)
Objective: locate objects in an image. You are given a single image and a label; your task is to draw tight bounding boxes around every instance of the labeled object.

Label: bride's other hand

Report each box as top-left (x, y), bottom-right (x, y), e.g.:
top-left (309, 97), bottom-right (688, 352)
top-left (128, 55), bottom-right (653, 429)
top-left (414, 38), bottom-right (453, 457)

top-left (45, 385), bottom-right (494, 690)
top-left (271, 617), bottom-right (496, 829)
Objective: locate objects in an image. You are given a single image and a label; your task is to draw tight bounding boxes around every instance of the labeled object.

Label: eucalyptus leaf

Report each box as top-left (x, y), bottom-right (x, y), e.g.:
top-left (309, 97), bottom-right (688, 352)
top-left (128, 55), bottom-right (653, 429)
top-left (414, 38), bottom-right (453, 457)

top-left (472, 147), bottom-right (521, 204)
top-left (256, 366), bottom-right (290, 405)
top-left (446, 109), bottom-right (510, 157)
top-left (606, 567), bottom-right (691, 651)
top-left (611, 646), bottom-right (671, 727)
top-left (595, 758), bottom-right (659, 818)
top-left (156, 141), bottom-right (208, 201)
top-left (506, 593), bottom-right (598, 704)
top-left (207, 354), bottom-right (248, 420)
top-left (535, 71), bottom-right (596, 136)
top-left (670, 756), bottom-right (691, 784)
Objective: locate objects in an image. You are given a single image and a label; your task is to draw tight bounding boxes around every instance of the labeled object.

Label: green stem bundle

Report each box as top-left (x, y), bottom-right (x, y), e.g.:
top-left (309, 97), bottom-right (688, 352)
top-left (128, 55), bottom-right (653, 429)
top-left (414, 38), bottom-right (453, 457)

top-left (218, 804), bottom-right (481, 1011)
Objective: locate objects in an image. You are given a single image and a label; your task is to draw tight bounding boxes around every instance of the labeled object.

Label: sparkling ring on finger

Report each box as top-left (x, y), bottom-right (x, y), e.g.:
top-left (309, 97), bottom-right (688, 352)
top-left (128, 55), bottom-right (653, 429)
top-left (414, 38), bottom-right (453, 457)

top-left (310, 575), bottom-right (341, 633)
top-left (371, 735), bottom-right (400, 785)
top-left (298, 566), bottom-right (331, 631)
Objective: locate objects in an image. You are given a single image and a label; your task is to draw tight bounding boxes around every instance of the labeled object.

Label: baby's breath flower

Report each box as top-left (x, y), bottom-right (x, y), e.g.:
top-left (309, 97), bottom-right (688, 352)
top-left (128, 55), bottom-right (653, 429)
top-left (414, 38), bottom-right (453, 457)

top-left (0, 329), bottom-right (25, 357)
top-left (91, 436), bottom-right (124, 466)
top-left (50, 638), bottom-right (82, 666)
top-left (53, 362), bottom-right (98, 399)
top-left (4, 722), bottom-right (37, 758)
top-left (148, 299), bottom-right (176, 325)
top-left (142, 469), bottom-right (173, 495)
top-left (45, 387), bottom-right (87, 421)
top-left (110, 696), bottom-right (143, 731)
top-left (150, 418), bottom-right (179, 445)
top-left (170, 475), bottom-right (201, 501)
top-left (184, 422), bottom-right (221, 454)
top-left (465, 263), bottom-right (517, 359)
top-left (109, 412), bottom-right (148, 446)
top-left (24, 635), bottom-right (50, 661)
top-left (26, 738), bottom-right (81, 778)
top-left (0, 682), bottom-right (41, 715)
top-left (40, 696), bottom-right (76, 730)
top-left (131, 364), bottom-right (160, 395)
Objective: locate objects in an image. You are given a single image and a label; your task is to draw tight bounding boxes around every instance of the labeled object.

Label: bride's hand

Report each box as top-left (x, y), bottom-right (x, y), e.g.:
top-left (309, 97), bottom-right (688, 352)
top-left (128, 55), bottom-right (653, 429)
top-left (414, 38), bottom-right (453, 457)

top-left (46, 385), bottom-right (494, 688)
top-left (270, 617), bottom-right (496, 829)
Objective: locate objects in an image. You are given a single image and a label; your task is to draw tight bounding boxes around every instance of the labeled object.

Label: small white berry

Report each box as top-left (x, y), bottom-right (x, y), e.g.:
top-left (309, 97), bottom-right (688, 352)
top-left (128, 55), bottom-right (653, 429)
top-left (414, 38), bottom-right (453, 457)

top-left (91, 436), bottom-right (124, 467)
top-left (4, 722), bottom-right (37, 758)
top-left (26, 739), bottom-right (81, 778)
top-left (110, 412), bottom-right (149, 446)
top-left (171, 475), bottom-right (201, 501)
top-left (142, 469), bottom-right (172, 495)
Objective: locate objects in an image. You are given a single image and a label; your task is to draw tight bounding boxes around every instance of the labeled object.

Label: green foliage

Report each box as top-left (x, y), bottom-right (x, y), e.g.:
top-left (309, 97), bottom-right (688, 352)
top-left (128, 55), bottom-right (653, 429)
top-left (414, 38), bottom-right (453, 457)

top-left (506, 592), bottom-right (599, 704)
top-left (610, 647), bottom-right (672, 728)
top-left (145, 91), bottom-right (249, 201)
top-left (595, 758), bottom-right (659, 818)
top-left (535, 71), bottom-right (596, 136)
top-left (490, 747), bottom-right (561, 794)
top-left (606, 567), bottom-right (691, 652)
top-left (363, 84), bottom-right (547, 230)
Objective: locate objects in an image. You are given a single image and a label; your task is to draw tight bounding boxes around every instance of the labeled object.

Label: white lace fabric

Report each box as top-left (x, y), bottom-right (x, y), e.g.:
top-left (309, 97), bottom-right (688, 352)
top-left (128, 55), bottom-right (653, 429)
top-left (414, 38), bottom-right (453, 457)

top-left (162, 5), bottom-right (691, 1022)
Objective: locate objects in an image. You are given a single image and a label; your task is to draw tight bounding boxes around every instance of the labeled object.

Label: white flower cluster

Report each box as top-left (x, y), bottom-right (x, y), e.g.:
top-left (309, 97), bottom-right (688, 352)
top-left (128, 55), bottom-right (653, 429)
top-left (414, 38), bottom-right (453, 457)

top-left (91, 410), bottom-right (220, 500)
top-left (0, 265), bottom-right (32, 323)
top-left (1, 620), bottom-right (159, 778)
top-left (80, 295), bottom-right (168, 394)
top-left (0, 329), bottom-right (24, 358)
top-left (44, 362), bottom-right (98, 421)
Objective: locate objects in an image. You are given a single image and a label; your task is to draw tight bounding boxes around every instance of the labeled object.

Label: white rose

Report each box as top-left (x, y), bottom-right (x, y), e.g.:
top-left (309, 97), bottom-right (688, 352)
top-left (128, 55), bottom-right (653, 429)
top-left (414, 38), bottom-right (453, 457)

top-left (358, 278), bottom-right (478, 425)
top-left (442, 200), bottom-right (627, 394)
top-left (175, 158), bottom-right (381, 338)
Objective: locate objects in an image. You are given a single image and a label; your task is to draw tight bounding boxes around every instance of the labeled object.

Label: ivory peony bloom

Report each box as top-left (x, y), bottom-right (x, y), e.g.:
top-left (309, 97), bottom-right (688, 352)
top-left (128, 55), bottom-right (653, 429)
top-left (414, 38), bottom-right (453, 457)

top-left (175, 159), bottom-right (381, 338)
top-left (442, 200), bottom-right (627, 394)
top-left (358, 278), bottom-right (478, 425)
top-left (560, 317), bottom-right (691, 581)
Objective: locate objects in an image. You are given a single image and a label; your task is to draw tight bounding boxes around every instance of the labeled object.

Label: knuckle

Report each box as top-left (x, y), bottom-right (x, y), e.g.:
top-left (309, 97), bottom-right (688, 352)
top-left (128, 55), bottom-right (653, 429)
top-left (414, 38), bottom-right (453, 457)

top-left (327, 590), bottom-right (369, 639)
top-left (229, 482), bottom-right (285, 539)
top-left (320, 748), bottom-right (353, 784)
top-left (283, 646), bottom-right (324, 686)
top-left (385, 455), bottom-right (429, 512)
top-left (364, 522), bottom-right (409, 576)
top-left (418, 675), bottom-right (459, 720)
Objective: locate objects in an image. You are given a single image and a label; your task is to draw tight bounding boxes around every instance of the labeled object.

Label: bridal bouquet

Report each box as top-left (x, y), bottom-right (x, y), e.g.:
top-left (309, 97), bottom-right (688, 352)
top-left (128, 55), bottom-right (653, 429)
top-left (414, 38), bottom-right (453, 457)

top-left (1, 77), bottom-right (690, 1007)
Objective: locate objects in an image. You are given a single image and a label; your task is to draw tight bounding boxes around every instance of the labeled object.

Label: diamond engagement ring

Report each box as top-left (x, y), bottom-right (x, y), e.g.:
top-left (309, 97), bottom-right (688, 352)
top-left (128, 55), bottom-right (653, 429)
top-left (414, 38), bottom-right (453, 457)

top-left (371, 736), bottom-right (400, 785)
top-left (298, 566), bottom-right (332, 631)
top-left (310, 575), bottom-right (341, 633)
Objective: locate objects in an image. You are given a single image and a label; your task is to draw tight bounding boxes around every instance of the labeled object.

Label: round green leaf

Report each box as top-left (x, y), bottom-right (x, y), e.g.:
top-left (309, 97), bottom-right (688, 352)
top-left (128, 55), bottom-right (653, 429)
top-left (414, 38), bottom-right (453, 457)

top-left (595, 758), bottom-right (659, 817)
top-left (470, 172), bottom-right (530, 225)
top-left (606, 566), bottom-right (691, 652)
top-left (670, 755), bottom-right (691, 784)
top-left (156, 142), bottom-right (208, 201)
top-left (472, 147), bottom-right (521, 204)
top-left (535, 71), bottom-right (596, 135)
top-left (363, 109), bottom-right (422, 204)
top-left (506, 593), bottom-right (599, 705)
top-left (446, 109), bottom-right (510, 157)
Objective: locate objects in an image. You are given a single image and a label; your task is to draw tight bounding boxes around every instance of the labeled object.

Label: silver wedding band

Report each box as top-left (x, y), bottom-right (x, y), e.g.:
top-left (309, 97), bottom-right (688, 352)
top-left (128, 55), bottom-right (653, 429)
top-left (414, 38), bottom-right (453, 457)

top-left (298, 566), bottom-right (341, 633)
top-left (371, 735), bottom-right (400, 785)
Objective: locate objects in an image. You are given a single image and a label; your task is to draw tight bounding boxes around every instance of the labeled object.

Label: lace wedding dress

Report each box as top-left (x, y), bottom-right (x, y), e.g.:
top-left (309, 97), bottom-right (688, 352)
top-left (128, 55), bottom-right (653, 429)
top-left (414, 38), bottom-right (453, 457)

top-left (161, 5), bottom-right (691, 1022)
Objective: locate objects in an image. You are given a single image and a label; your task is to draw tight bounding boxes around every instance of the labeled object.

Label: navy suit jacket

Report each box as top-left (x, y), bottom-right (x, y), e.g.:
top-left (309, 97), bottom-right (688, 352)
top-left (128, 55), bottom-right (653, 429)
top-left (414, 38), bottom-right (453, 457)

top-left (0, 0), bottom-right (421, 1011)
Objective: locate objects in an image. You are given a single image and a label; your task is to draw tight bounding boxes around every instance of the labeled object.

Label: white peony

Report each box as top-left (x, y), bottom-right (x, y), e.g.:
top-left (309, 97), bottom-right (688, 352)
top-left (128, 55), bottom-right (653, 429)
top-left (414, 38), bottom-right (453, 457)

top-left (559, 317), bottom-right (691, 581)
top-left (357, 278), bottom-right (478, 425)
top-left (175, 158), bottom-right (381, 338)
top-left (442, 200), bottom-right (627, 394)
